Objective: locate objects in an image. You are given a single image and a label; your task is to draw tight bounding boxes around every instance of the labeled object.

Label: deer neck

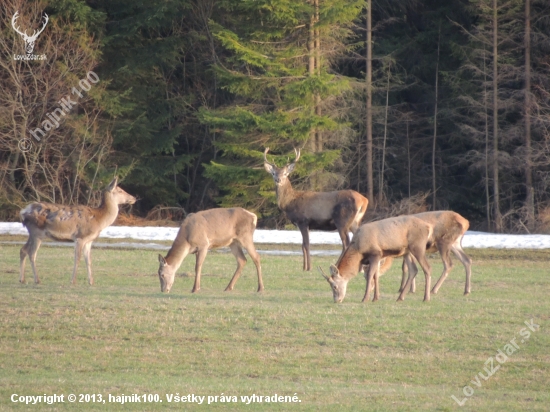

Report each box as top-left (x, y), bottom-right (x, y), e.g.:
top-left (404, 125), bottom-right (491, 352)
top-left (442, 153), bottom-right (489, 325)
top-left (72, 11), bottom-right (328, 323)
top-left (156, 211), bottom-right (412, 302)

top-left (164, 233), bottom-right (189, 270)
top-left (96, 192), bottom-right (120, 229)
top-left (275, 180), bottom-right (298, 210)
top-left (165, 248), bottom-right (185, 270)
top-left (337, 251), bottom-right (363, 280)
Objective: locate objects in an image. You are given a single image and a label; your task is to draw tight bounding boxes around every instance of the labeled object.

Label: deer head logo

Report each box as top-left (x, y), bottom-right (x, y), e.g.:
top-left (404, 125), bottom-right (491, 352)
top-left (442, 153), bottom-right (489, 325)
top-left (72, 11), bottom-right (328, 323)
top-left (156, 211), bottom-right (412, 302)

top-left (12, 11), bottom-right (49, 55)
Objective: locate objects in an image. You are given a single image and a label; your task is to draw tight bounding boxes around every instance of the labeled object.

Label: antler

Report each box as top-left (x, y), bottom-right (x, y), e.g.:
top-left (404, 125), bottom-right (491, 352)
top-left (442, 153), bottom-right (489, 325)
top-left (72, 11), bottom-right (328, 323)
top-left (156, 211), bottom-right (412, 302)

top-left (263, 147), bottom-right (276, 167)
top-left (265, 147), bottom-right (301, 167)
top-left (318, 266), bottom-right (333, 284)
top-left (11, 12), bottom-right (28, 38)
top-left (294, 148), bottom-right (301, 163)
top-left (30, 13), bottom-right (48, 40)
top-left (11, 12), bottom-right (48, 40)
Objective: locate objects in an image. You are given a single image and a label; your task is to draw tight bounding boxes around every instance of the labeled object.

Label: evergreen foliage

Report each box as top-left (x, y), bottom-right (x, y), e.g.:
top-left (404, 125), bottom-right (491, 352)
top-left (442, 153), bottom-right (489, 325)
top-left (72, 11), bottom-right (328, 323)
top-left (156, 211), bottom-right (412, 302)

top-left (1, 0), bottom-right (549, 232)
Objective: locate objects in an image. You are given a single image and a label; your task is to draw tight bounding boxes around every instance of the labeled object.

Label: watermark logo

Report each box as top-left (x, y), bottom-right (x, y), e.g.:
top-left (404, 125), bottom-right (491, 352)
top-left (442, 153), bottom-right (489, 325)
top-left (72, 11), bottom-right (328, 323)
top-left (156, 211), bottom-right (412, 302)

top-left (19, 71), bottom-right (100, 152)
top-left (12, 11), bottom-right (48, 61)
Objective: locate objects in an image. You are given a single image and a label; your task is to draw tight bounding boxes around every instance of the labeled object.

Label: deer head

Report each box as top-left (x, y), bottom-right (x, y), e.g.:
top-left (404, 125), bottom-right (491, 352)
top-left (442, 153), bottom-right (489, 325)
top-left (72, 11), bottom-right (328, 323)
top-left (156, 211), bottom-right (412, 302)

top-left (12, 11), bottom-right (49, 55)
top-left (263, 147), bottom-right (300, 186)
top-left (103, 177), bottom-right (137, 206)
top-left (319, 265), bottom-right (349, 303)
top-left (158, 255), bottom-right (176, 293)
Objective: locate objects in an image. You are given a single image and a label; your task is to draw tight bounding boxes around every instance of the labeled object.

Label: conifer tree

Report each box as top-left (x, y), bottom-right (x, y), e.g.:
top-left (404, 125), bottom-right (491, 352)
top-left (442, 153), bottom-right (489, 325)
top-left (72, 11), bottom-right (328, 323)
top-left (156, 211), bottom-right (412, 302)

top-left (199, 0), bottom-right (364, 220)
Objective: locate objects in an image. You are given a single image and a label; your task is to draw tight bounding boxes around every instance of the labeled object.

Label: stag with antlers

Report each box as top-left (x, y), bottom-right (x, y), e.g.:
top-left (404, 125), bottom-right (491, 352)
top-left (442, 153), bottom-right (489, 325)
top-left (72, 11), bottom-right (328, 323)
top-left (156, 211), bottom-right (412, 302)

top-left (12, 11), bottom-right (49, 55)
top-left (264, 148), bottom-right (369, 271)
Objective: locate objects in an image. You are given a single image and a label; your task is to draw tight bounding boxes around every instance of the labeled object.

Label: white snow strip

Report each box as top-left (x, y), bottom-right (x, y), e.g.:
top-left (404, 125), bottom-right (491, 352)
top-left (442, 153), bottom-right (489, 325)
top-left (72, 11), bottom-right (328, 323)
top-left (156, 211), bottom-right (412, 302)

top-left (1, 222), bottom-right (549, 249)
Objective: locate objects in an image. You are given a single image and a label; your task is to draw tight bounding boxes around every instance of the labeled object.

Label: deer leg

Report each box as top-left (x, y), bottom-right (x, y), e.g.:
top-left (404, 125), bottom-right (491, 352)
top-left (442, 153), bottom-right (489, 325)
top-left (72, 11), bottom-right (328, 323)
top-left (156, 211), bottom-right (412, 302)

top-left (372, 264), bottom-right (380, 302)
top-left (336, 226), bottom-right (351, 270)
top-left (82, 242), bottom-right (93, 286)
top-left (399, 258), bottom-right (408, 293)
top-left (451, 240), bottom-right (472, 295)
top-left (411, 247), bottom-right (432, 302)
top-left (71, 239), bottom-right (85, 285)
top-left (362, 257), bottom-right (380, 303)
top-left (409, 256), bottom-right (418, 293)
top-left (298, 224), bottom-right (311, 271)
top-left (225, 242), bottom-right (247, 292)
top-left (397, 254), bottom-right (418, 301)
top-left (366, 256), bottom-right (392, 295)
top-left (241, 239), bottom-right (264, 292)
top-left (191, 248), bottom-right (208, 293)
top-left (399, 254), bottom-right (416, 293)
top-left (19, 245), bottom-right (27, 284)
top-left (21, 237), bottom-right (42, 284)
top-left (431, 241), bottom-right (453, 295)
top-left (337, 227), bottom-right (351, 250)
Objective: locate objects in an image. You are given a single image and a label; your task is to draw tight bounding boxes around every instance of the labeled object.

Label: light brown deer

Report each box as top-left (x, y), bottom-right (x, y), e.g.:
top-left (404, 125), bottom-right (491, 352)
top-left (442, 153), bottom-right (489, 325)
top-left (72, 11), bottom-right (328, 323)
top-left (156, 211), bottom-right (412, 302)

top-left (19, 177), bottom-right (136, 285)
top-left (157, 208), bottom-right (263, 294)
top-left (263, 148), bottom-right (368, 271)
top-left (319, 215), bottom-right (433, 303)
top-left (395, 211), bottom-right (472, 296)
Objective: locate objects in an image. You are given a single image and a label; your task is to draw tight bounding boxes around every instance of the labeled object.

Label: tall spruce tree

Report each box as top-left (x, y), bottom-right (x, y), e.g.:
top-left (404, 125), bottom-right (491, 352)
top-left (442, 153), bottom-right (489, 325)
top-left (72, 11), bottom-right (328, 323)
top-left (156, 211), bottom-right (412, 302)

top-left (199, 0), bottom-right (364, 223)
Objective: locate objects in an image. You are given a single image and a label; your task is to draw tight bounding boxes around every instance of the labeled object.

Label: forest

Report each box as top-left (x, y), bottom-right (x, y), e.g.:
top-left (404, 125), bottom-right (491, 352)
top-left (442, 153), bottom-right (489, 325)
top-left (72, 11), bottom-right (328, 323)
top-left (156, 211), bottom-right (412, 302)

top-left (1, 0), bottom-right (549, 233)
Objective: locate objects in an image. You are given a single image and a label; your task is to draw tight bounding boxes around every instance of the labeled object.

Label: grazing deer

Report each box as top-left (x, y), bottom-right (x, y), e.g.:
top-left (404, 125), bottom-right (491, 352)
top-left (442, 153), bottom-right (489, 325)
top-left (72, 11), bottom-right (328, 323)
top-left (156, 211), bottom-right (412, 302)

top-left (396, 211), bottom-right (472, 296)
top-left (19, 177), bottom-right (136, 285)
top-left (319, 215), bottom-right (433, 303)
top-left (263, 148), bottom-right (368, 271)
top-left (157, 208), bottom-right (263, 294)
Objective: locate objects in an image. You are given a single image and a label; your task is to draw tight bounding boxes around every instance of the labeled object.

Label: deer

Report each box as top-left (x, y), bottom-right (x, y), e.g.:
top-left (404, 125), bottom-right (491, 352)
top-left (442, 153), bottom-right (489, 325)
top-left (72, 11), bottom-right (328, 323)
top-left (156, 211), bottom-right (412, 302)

top-left (19, 177), bottom-right (136, 285)
top-left (12, 11), bottom-right (49, 55)
top-left (319, 215), bottom-right (434, 303)
top-left (157, 208), bottom-right (263, 294)
top-left (394, 211), bottom-right (472, 296)
top-left (263, 148), bottom-right (369, 271)
top-left (360, 211), bottom-right (472, 297)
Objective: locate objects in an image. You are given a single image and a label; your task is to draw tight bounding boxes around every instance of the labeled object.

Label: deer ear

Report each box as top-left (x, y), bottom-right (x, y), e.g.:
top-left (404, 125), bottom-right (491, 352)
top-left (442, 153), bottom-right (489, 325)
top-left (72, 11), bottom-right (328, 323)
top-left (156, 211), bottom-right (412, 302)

top-left (264, 162), bottom-right (275, 174)
top-left (286, 162), bottom-right (296, 174)
top-left (107, 176), bottom-right (118, 191)
top-left (329, 264), bottom-right (340, 278)
top-left (158, 254), bottom-right (167, 266)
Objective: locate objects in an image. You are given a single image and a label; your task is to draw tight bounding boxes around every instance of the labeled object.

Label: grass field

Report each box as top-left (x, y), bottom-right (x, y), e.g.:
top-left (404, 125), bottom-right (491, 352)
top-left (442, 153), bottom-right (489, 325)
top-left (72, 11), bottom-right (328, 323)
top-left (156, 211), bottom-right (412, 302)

top-left (0, 242), bottom-right (549, 411)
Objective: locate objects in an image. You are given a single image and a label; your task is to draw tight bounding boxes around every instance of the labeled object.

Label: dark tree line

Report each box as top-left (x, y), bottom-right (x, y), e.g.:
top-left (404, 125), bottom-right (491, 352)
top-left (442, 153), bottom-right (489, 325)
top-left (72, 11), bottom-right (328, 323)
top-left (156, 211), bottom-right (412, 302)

top-left (1, 0), bottom-right (549, 233)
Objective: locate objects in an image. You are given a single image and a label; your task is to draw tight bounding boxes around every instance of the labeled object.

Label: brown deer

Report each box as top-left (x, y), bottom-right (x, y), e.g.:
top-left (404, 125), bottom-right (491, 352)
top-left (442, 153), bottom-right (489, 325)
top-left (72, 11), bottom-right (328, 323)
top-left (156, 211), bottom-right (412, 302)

top-left (19, 177), bottom-right (136, 285)
top-left (319, 215), bottom-right (433, 303)
top-left (157, 208), bottom-right (263, 294)
top-left (395, 211), bottom-right (472, 296)
top-left (263, 148), bottom-right (368, 271)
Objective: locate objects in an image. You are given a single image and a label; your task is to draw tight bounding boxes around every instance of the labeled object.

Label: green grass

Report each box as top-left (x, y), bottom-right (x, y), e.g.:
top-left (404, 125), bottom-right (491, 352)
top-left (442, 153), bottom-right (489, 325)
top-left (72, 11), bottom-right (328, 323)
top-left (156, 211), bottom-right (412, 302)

top-left (0, 243), bottom-right (549, 411)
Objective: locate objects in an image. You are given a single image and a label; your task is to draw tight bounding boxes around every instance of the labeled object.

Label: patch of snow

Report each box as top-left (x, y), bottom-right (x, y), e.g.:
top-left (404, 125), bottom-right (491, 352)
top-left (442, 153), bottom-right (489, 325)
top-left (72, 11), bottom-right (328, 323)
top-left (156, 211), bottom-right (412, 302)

top-left (1, 222), bottom-right (549, 249)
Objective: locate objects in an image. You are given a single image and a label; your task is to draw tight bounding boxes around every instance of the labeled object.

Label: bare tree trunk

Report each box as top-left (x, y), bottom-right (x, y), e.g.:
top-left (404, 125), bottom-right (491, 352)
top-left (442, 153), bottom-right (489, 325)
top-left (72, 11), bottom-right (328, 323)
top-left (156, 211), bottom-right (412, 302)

top-left (314, 0), bottom-right (322, 152)
top-left (492, 0), bottom-right (503, 232)
top-left (483, 50), bottom-right (491, 231)
top-left (365, 1), bottom-right (374, 204)
top-left (308, 1), bottom-right (316, 152)
top-left (406, 119), bottom-right (411, 201)
top-left (378, 61), bottom-right (391, 206)
top-left (524, 0), bottom-right (534, 232)
top-left (431, 26), bottom-right (441, 211)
